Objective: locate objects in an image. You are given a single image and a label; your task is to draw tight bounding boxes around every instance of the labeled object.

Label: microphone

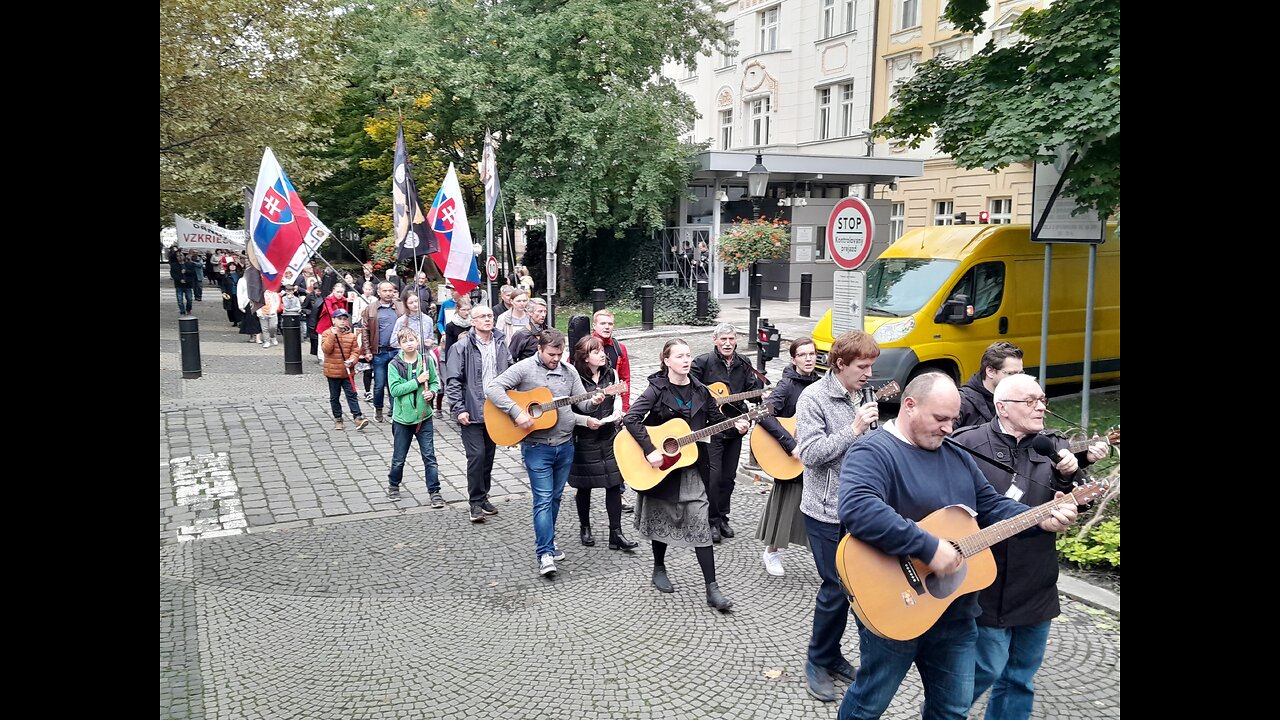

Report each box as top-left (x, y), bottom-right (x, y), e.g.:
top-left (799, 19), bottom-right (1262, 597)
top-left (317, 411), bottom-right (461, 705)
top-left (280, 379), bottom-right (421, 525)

top-left (862, 386), bottom-right (878, 430)
top-left (1031, 434), bottom-right (1068, 463)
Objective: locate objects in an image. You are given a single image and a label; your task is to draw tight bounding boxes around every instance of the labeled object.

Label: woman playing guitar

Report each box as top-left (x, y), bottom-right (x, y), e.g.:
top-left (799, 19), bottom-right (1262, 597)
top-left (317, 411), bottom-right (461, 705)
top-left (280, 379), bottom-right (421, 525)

top-left (752, 337), bottom-right (822, 577)
top-left (622, 338), bottom-right (750, 611)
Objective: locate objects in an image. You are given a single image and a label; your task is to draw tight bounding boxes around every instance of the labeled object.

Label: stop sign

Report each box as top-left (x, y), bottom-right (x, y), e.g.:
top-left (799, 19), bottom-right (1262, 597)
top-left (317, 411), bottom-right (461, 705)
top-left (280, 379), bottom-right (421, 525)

top-left (826, 198), bottom-right (876, 270)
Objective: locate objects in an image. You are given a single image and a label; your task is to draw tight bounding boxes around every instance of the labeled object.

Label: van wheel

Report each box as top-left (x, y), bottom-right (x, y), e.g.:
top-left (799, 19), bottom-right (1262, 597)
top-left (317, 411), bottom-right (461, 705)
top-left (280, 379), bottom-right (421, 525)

top-left (907, 364), bottom-right (958, 387)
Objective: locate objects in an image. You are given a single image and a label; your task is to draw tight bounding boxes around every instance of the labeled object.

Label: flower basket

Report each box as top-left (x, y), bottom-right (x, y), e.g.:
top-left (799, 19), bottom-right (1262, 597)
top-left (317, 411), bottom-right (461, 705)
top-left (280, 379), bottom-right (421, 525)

top-left (716, 217), bottom-right (791, 272)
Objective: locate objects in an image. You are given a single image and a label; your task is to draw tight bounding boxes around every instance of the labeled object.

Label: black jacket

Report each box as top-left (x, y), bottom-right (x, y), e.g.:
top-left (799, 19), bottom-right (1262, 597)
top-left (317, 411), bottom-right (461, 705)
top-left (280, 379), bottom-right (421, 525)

top-left (691, 350), bottom-right (764, 417)
top-left (957, 373), bottom-right (995, 429)
top-left (756, 364), bottom-right (821, 454)
top-left (509, 323), bottom-right (548, 362)
top-left (623, 372), bottom-right (737, 502)
top-left (950, 420), bottom-right (1083, 628)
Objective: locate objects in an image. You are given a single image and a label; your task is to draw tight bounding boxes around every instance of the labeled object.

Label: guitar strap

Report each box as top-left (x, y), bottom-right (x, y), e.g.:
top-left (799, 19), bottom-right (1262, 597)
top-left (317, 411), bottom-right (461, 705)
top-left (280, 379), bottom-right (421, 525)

top-left (941, 437), bottom-right (1081, 493)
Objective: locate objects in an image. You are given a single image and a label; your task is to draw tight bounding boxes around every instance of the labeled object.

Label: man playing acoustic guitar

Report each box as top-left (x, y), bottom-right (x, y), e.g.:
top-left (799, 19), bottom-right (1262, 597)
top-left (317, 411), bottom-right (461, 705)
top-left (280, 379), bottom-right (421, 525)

top-left (835, 372), bottom-right (1078, 720)
top-left (485, 328), bottom-right (604, 577)
top-left (951, 373), bottom-right (1109, 720)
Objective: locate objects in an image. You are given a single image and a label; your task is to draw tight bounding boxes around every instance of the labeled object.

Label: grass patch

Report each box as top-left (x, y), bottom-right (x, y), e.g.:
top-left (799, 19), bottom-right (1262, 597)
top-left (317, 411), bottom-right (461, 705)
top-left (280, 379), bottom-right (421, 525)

top-left (552, 304), bottom-right (642, 332)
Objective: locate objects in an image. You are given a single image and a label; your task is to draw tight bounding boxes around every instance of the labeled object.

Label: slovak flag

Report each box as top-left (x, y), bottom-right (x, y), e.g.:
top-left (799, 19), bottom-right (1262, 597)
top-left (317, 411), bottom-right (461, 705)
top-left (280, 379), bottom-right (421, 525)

top-left (248, 147), bottom-right (312, 292)
top-left (426, 163), bottom-right (482, 295)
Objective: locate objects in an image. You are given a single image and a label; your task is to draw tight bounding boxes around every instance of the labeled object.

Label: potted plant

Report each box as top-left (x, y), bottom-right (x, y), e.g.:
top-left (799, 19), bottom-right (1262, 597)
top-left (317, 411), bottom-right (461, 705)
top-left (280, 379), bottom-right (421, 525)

top-left (716, 216), bottom-right (791, 271)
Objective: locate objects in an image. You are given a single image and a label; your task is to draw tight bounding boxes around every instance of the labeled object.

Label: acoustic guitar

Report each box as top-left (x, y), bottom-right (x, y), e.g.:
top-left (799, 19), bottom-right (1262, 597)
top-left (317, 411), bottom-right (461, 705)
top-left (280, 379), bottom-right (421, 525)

top-left (749, 380), bottom-right (901, 480)
top-left (614, 403), bottom-right (774, 491)
top-left (834, 479), bottom-right (1108, 641)
top-left (706, 381), bottom-right (771, 406)
top-left (484, 382), bottom-right (627, 446)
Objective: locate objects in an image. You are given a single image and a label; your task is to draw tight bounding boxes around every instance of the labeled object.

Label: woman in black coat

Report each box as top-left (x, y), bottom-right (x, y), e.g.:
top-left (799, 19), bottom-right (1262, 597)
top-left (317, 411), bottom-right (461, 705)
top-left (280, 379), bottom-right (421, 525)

top-left (220, 262), bottom-right (244, 326)
top-left (622, 338), bottom-right (749, 611)
top-left (568, 336), bottom-right (637, 552)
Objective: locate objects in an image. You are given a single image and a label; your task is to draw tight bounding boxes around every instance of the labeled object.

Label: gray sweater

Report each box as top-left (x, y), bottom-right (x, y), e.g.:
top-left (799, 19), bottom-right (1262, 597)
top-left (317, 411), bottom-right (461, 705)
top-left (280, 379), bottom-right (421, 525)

top-left (794, 370), bottom-right (865, 524)
top-left (485, 355), bottom-right (596, 446)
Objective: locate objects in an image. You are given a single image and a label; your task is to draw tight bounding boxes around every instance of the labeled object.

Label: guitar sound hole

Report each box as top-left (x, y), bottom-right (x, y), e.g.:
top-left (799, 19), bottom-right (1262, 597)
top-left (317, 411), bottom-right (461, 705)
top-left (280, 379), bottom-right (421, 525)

top-left (662, 438), bottom-right (679, 454)
top-left (527, 405), bottom-right (543, 420)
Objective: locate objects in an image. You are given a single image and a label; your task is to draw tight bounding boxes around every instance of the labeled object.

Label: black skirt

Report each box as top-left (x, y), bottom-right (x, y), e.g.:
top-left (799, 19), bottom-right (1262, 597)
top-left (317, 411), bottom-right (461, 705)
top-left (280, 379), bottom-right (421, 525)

top-left (239, 311), bottom-right (262, 334)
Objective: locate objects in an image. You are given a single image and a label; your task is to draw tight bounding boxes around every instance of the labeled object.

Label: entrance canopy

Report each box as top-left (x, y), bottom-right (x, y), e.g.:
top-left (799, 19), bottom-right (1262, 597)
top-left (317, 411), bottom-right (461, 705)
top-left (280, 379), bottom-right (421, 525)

top-left (691, 150), bottom-right (923, 189)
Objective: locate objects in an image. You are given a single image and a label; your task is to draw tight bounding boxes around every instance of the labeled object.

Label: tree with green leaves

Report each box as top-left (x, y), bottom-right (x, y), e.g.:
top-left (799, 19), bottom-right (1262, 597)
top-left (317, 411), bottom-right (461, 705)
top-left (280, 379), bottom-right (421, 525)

top-left (875, 0), bottom-right (1119, 220)
top-left (159, 0), bottom-right (344, 226)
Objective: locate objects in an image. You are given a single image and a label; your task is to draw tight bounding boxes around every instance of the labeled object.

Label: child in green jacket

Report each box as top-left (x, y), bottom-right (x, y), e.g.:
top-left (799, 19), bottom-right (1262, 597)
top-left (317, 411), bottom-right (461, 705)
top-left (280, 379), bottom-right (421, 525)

top-left (386, 327), bottom-right (442, 505)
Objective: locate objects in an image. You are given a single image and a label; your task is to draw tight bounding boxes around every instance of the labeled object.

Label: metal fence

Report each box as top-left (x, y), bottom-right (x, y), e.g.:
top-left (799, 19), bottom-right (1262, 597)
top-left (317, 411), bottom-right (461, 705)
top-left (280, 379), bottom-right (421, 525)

top-left (653, 227), bottom-right (711, 288)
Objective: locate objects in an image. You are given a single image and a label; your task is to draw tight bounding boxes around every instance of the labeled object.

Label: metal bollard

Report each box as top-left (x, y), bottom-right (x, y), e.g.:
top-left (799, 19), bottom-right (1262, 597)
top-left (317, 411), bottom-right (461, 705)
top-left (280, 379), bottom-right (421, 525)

top-left (748, 269), bottom-right (762, 348)
top-left (592, 288), bottom-right (607, 313)
top-left (179, 315), bottom-right (202, 379)
top-left (280, 312), bottom-right (303, 375)
top-left (800, 272), bottom-right (813, 318)
top-left (696, 280), bottom-right (709, 322)
top-left (640, 285), bottom-right (655, 330)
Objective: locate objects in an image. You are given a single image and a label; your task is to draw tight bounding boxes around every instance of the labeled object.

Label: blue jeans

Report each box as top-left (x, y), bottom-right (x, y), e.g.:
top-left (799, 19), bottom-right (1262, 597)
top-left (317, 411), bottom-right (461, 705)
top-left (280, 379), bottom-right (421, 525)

top-left (522, 440), bottom-right (574, 558)
top-left (175, 285), bottom-right (193, 314)
top-left (971, 621), bottom-right (1051, 720)
top-left (389, 419), bottom-right (440, 493)
top-left (371, 350), bottom-right (397, 411)
top-left (805, 514), bottom-right (851, 669)
top-left (327, 377), bottom-right (363, 420)
top-left (192, 265), bottom-right (204, 300)
top-left (838, 616), bottom-right (977, 720)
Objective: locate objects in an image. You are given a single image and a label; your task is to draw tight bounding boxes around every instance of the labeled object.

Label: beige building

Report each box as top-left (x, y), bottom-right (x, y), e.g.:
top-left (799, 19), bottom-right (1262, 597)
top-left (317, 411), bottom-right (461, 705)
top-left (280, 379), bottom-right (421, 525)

top-left (872, 0), bottom-right (1049, 236)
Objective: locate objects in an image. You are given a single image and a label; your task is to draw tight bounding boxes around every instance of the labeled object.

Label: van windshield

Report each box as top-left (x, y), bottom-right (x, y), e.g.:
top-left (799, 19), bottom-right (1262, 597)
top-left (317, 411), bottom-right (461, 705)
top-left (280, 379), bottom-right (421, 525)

top-left (865, 258), bottom-right (960, 316)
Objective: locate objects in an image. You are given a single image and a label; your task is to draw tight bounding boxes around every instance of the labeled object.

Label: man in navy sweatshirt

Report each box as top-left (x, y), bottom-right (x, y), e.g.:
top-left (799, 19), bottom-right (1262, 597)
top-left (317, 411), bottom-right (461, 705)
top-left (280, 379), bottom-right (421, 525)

top-left (834, 372), bottom-right (1079, 720)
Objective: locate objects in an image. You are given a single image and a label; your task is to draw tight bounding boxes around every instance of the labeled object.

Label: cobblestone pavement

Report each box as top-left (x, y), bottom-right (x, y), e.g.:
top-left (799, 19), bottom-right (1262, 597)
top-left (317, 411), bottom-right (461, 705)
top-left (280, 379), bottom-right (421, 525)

top-left (160, 270), bottom-right (1118, 718)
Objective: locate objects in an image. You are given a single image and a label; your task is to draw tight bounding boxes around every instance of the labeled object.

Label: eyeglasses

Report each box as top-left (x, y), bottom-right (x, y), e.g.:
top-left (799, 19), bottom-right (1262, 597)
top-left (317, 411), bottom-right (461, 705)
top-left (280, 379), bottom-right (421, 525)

top-left (996, 369), bottom-right (1023, 376)
top-left (1002, 396), bottom-right (1048, 408)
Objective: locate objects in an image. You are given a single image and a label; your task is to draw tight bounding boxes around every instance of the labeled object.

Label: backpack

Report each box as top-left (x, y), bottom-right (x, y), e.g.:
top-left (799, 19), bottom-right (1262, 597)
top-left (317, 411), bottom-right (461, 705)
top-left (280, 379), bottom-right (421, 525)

top-left (567, 314), bottom-right (591, 351)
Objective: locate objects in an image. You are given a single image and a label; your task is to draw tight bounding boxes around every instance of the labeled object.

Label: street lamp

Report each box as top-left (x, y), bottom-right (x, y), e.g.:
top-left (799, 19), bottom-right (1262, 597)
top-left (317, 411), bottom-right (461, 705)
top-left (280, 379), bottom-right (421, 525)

top-left (306, 200), bottom-right (319, 217)
top-left (746, 153), bottom-right (770, 221)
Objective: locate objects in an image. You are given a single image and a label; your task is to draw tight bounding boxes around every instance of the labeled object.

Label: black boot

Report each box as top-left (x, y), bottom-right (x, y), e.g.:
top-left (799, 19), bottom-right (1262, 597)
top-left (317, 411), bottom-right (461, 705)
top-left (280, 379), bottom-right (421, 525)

top-left (652, 565), bottom-right (674, 593)
top-left (580, 524), bottom-right (595, 546)
top-left (719, 517), bottom-right (735, 538)
top-left (706, 582), bottom-right (733, 611)
top-left (608, 526), bottom-right (638, 551)
top-left (710, 522), bottom-right (722, 544)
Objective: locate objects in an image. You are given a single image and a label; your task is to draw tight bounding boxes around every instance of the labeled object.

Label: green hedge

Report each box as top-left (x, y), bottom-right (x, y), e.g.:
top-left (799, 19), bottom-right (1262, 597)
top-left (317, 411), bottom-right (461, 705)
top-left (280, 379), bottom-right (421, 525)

top-left (652, 284), bottom-right (719, 326)
top-left (1056, 518), bottom-right (1120, 569)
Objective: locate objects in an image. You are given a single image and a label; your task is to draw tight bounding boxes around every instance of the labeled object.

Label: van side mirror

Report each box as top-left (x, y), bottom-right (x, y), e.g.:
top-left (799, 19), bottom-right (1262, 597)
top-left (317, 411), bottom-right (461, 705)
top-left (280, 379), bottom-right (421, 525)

top-left (936, 295), bottom-right (974, 325)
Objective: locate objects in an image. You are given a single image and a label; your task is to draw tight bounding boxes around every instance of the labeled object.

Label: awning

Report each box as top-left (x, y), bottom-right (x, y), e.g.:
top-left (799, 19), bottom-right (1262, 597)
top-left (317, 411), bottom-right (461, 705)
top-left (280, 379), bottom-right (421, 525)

top-left (691, 150), bottom-right (923, 187)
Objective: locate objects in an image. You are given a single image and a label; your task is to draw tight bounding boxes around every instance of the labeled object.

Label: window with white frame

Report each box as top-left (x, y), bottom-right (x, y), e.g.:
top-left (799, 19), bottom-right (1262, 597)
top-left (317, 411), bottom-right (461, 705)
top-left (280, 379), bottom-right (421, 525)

top-left (844, 0), bottom-right (855, 33)
top-left (988, 197), bottom-right (1012, 224)
top-left (823, 1), bottom-right (856, 39)
top-left (816, 225), bottom-right (828, 259)
top-left (750, 97), bottom-right (771, 145)
top-left (897, 0), bottom-right (919, 30)
top-left (822, 0), bottom-right (837, 38)
top-left (839, 82), bottom-right (856, 137)
top-left (719, 109), bottom-right (733, 150)
top-left (934, 200), bottom-right (954, 226)
top-left (759, 6), bottom-right (779, 52)
top-left (890, 202), bottom-right (905, 241)
top-left (719, 22), bottom-right (737, 67)
top-left (817, 88), bottom-right (832, 140)
top-left (683, 63), bottom-right (696, 80)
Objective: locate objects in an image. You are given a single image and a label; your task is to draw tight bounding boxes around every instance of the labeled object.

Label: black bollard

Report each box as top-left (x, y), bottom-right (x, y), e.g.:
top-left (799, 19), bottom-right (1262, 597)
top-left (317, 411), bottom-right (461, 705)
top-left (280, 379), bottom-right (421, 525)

top-left (281, 312), bottom-right (303, 375)
top-left (179, 315), bottom-right (202, 379)
top-left (748, 268), bottom-right (762, 349)
top-left (696, 280), bottom-right (709, 322)
top-left (800, 272), bottom-right (813, 318)
top-left (592, 288), bottom-right (607, 313)
top-left (640, 285), bottom-right (655, 330)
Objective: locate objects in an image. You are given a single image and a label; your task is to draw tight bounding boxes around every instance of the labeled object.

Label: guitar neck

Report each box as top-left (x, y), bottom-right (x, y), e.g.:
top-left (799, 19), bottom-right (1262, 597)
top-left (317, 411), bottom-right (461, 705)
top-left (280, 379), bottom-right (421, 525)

top-left (543, 390), bottom-right (607, 412)
top-left (716, 387), bottom-right (767, 404)
top-left (677, 408), bottom-right (766, 448)
top-left (956, 485), bottom-right (1095, 557)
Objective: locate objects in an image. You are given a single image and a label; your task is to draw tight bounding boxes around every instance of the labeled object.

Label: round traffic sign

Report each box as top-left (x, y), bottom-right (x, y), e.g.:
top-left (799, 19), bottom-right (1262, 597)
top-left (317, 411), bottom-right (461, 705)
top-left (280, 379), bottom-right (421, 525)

top-left (486, 256), bottom-right (499, 281)
top-left (827, 198), bottom-right (876, 270)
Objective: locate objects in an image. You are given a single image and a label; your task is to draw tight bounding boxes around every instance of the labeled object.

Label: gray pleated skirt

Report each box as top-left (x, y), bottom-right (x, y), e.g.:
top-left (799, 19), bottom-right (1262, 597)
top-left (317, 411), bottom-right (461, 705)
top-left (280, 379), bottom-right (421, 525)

top-left (633, 467), bottom-right (712, 548)
top-left (754, 477), bottom-right (810, 549)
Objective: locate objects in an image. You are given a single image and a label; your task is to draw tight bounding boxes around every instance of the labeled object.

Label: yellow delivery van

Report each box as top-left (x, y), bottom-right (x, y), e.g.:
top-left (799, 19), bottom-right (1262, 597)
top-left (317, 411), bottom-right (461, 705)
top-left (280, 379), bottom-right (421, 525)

top-left (812, 223), bottom-right (1119, 391)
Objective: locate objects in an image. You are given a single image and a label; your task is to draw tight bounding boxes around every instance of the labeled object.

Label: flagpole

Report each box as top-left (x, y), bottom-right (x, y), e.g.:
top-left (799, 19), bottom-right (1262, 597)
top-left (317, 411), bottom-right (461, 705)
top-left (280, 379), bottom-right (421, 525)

top-left (484, 130), bottom-right (495, 307)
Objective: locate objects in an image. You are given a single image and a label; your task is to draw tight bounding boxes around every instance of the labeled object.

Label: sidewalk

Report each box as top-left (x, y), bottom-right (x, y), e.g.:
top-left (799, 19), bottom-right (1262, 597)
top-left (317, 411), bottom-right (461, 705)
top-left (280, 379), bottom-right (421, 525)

top-left (159, 268), bottom-right (1117, 719)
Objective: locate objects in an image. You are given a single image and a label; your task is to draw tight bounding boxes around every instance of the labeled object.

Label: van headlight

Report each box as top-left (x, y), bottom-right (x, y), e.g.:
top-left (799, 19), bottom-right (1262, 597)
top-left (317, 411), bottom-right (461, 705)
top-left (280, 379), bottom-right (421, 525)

top-left (873, 317), bottom-right (915, 343)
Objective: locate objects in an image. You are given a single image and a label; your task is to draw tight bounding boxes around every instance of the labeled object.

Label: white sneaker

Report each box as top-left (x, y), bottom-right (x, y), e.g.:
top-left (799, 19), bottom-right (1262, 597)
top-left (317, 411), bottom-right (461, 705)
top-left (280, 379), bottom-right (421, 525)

top-left (262, 341), bottom-right (270, 348)
top-left (271, 338), bottom-right (278, 346)
top-left (539, 554), bottom-right (558, 576)
top-left (762, 549), bottom-right (785, 577)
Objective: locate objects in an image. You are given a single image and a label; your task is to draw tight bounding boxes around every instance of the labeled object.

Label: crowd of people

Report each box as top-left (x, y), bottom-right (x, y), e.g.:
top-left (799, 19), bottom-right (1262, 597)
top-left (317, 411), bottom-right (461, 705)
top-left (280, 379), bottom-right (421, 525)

top-left (167, 250), bottom-right (1112, 718)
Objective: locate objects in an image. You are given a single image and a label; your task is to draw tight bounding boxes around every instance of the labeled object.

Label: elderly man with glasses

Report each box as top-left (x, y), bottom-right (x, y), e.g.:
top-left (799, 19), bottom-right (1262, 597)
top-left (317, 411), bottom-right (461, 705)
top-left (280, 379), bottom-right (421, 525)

top-left (949, 373), bottom-right (1109, 720)
top-left (958, 342), bottom-right (1025, 429)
